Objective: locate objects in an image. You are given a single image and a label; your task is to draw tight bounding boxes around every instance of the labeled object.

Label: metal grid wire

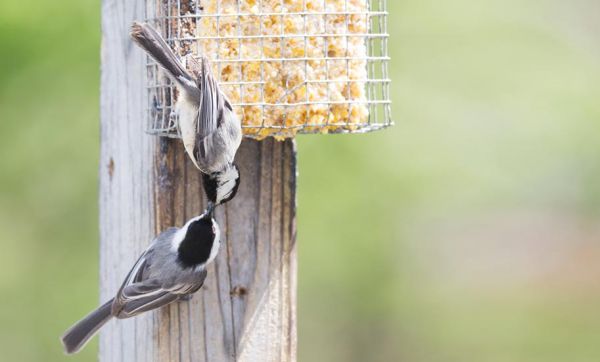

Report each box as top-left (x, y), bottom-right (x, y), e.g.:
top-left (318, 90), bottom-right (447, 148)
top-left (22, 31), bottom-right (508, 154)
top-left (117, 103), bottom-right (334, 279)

top-left (145, 0), bottom-right (392, 139)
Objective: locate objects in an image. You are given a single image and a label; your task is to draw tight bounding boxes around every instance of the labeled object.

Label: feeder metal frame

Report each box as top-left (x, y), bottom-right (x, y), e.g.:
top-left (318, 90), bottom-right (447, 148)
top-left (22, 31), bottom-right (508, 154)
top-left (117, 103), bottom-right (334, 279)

top-left (144, 0), bottom-right (392, 139)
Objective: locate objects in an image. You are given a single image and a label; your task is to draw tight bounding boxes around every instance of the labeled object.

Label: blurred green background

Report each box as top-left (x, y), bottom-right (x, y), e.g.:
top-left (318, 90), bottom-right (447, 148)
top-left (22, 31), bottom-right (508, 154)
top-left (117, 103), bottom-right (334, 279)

top-left (1, 0), bottom-right (599, 361)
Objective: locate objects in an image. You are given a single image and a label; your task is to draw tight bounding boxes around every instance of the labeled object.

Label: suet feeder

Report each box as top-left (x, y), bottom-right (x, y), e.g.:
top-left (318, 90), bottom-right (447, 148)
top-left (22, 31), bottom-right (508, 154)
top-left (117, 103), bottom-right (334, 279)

top-left (99, 0), bottom-right (390, 361)
top-left (145, 0), bottom-right (392, 140)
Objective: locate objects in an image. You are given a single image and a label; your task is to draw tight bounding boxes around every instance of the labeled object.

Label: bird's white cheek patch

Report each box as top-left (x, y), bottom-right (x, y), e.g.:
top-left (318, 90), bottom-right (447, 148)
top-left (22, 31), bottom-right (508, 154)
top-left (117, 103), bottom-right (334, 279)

top-left (208, 222), bottom-right (221, 264)
top-left (171, 228), bottom-right (186, 252)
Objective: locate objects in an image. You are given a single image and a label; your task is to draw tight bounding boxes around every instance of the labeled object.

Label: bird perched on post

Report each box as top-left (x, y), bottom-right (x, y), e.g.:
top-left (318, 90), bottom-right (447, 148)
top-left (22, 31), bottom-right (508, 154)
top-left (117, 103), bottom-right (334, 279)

top-left (131, 22), bottom-right (242, 205)
top-left (61, 204), bottom-right (220, 354)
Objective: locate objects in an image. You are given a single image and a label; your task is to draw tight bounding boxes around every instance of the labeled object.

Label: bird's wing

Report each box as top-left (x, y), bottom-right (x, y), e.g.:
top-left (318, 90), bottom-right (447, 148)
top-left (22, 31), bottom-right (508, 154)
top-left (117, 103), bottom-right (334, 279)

top-left (171, 269), bottom-right (208, 295)
top-left (121, 269), bottom-right (207, 299)
top-left (117, 249), bottom-right (151, 293)
top-left (194, 57), bottom-right (234, 156)
top-left (114, 278), bottom-right (176, 318)
top-left (115, 269), bottom-right (208, 318)
top-left (115, 227), bottom-right (178, 290)
top-left (120, 278), bottom-right (164, 299)
top-left (111, 228), bottom-right (180, 315)
top-left (119, 291), bottom-right (179, 317)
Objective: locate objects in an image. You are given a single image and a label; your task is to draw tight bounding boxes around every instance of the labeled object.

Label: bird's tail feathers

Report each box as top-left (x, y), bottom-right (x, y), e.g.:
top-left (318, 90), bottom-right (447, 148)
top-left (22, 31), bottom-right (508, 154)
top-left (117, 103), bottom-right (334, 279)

top-left (61, 299), bottom-right (114, 354)
top-left (130, 22), bottom-right (198, 95)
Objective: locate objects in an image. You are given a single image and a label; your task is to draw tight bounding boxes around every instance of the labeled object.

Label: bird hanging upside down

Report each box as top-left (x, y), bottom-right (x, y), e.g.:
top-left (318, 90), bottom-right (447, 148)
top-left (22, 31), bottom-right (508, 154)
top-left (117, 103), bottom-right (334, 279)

top-left (131, 22), bottom-right (242, 206)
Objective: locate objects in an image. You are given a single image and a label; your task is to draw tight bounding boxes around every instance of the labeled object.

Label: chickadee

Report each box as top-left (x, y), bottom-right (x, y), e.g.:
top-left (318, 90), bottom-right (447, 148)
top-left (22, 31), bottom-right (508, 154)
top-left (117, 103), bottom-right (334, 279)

top-left (61, 205), bottom-right (220, 354)
top-left (130, 22), bottom-right (242, 201)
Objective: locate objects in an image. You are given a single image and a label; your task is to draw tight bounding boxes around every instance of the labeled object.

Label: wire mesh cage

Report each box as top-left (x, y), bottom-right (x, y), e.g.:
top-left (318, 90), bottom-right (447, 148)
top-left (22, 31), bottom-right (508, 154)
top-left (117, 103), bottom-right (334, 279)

top-left (145, 0), bottom-right (391, 140)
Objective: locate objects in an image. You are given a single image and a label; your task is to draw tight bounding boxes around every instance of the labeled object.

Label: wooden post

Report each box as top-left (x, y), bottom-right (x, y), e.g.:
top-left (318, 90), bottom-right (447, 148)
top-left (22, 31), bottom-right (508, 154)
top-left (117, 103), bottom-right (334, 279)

top-left (99, 1), bottom-right (297, 361)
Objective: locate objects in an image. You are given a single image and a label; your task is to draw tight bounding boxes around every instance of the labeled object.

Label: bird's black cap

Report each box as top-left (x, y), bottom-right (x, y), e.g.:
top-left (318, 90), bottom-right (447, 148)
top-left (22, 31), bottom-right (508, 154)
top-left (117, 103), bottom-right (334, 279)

top-left (177, 215), bottom-right (216, 269)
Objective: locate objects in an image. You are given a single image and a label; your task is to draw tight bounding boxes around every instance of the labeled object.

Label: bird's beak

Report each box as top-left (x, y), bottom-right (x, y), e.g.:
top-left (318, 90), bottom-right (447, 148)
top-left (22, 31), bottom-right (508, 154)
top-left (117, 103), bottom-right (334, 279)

top-left (206, 202), bottom-right (215, 218)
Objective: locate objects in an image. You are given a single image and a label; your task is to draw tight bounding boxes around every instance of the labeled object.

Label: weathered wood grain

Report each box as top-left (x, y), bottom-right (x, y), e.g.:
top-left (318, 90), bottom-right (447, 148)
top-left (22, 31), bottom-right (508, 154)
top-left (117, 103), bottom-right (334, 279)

top-left (100, 1), bottom-right (297, 360)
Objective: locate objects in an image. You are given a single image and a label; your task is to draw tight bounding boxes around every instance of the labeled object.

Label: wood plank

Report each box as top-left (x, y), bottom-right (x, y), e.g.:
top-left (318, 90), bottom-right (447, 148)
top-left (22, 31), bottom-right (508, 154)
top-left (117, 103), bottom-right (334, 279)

top-left (99, 0), bottom-right (155, 361)
top-left (100, 1), bottom-right (297, 360)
